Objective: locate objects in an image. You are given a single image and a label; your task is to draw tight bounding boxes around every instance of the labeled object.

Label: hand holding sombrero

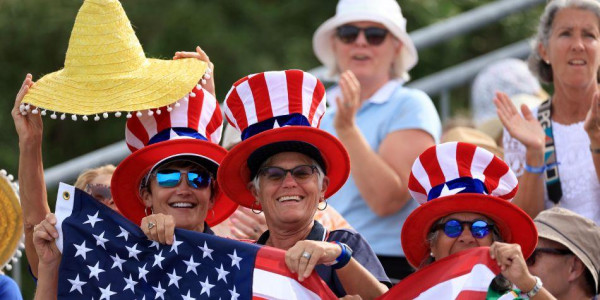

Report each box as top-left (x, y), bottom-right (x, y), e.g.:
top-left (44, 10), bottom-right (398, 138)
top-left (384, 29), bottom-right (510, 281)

top-left (21, 0), bottom-right (211, 120)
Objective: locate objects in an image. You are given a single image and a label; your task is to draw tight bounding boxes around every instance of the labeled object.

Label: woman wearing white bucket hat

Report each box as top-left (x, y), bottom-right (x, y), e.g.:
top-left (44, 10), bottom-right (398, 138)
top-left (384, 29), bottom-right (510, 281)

top-left (315, 0), bottom-right (442, 281)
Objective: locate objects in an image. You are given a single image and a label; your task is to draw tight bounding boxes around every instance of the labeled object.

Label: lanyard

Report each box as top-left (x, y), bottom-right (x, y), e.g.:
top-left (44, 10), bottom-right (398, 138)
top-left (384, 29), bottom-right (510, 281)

top-left (537, 98), bottom-right (562, 204)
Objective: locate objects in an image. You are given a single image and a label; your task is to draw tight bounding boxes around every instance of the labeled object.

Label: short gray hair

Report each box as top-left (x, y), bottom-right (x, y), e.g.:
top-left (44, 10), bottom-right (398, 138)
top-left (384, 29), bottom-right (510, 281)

top-left (529, 0), bottom-right (600, 83)
top-left (251, 157), bottom-right (325, 193)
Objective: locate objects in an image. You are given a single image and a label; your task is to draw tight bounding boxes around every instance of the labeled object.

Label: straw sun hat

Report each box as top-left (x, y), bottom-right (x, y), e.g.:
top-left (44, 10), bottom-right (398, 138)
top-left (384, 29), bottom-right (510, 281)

top-left (21, 0), bottom-right (210, 121)
top-left (0, 170), bottom-right (24, 272)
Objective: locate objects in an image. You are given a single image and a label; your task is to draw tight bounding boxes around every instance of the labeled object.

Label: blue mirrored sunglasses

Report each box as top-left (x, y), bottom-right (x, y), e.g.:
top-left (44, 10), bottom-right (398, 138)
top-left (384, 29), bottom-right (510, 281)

top-left (154, 169), bottom-right (212, 189)
top-left (433, 219), bottom-right (495, 239)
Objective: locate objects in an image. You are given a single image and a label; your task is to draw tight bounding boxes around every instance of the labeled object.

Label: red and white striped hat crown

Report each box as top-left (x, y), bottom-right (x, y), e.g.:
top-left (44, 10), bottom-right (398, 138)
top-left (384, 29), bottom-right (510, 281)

top-left (125, 86), bottom-right (223, 152)
top-left (223, 69), bottom-right (326, 140)
top-left (408, 142), bottom-right (518, 204)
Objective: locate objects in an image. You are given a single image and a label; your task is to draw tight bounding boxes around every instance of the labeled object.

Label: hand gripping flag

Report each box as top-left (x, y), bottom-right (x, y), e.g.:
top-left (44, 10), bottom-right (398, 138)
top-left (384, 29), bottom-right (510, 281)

top-left (54, 183), bottom-right (337, 300)
top-left (377, 247), bottom-right (502, 300)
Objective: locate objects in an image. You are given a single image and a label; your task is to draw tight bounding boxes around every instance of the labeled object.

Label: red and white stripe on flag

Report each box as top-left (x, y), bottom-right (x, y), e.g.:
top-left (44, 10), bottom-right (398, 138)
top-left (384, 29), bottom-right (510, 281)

top-left (252, 247), bottom-right (337, 300)
top-left (377, 247), bottom-right (501, 300)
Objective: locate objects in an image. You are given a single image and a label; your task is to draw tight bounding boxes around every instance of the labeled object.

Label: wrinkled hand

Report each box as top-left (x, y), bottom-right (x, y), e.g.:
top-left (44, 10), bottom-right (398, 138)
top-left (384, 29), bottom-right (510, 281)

top-left (489, 242), bottom-right (536, 292)
top-left (584, 94), bottom-right (600, 148)
top-left (333, 70), bottom-right (361, 133)
top-left (33, 213), bottom-right (62, 267)
top-left (12, 74), bottom-right (43, 143)
top-left (229, 207), bottom-right (267, 240)
top-left (173, 46), bottom-right (215, 97)
top-left (285, 240), bottom-right (342, 282)
top-left (141, 213), bottom-right (175, 245)
top-left (494, 92), bottom-right (545, 152)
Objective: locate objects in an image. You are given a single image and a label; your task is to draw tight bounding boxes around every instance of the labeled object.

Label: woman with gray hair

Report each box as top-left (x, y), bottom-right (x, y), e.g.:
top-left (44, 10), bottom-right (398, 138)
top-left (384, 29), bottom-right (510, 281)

top-left (495, 0), bottom-right (600, 224)
top-left (313, 0), bottom-right (442, 280)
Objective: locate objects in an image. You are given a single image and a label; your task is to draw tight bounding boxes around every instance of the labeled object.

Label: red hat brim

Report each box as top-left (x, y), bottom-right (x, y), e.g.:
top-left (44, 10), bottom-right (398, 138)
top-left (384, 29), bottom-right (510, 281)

top-left (401, 193), bottom-right (538, 268)
top-left (112, 139), bottom-right (238, 227)
top-left (218, 126), bottom-right (350, 209)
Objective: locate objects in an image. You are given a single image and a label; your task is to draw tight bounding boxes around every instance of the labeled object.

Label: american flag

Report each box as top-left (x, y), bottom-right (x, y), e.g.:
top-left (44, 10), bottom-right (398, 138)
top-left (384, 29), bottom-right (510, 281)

top-left (377, 247), bottom-right (502, 300)
top-left (54, 183), bottom-right (336, 300)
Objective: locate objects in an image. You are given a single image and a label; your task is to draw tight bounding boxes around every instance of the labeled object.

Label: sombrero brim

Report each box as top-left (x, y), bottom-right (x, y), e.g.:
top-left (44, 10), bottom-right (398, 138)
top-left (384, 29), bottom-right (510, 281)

top-left (23, 58), bottom-right (206, 116)
top-left (112, 139), bottom-right (237, 227)
top-left (401, 193), bottom-right (537, 268)
top-left (0, 173), bottom-right (23, 270)
top-left (218, 126), bottom-right (350, 209)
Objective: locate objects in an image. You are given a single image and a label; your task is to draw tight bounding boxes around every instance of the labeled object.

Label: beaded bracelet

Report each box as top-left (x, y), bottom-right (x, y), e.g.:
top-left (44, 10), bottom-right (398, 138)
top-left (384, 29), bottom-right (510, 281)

top-left (524, 164), bottom-right (546, 174)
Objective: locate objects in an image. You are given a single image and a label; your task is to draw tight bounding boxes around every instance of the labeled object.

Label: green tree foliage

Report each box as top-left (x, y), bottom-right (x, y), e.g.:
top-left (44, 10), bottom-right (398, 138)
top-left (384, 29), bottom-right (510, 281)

top-left (0, 1), bottom-right (542, 297)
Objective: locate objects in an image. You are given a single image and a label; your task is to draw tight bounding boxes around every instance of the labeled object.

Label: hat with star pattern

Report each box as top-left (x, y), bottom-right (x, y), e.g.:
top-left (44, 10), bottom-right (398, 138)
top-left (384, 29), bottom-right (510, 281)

top-left (401, 142), bottom-right (537, 268)
top-left (112, 86), bottom-right (237, 227)
top-left (218, 70), bottom-right (350, 209)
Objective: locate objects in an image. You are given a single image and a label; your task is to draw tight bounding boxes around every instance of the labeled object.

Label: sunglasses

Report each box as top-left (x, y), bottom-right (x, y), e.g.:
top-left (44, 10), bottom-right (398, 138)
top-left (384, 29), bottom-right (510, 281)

top-left (154, 169), bottom-right (212, 189)
top-left (526, 247), bottom-right (573, 266)
top-left (432, 219), bottom-right (495, 239)
top-left (336, 25), bottom-right (389, 46)
top-left (86, 184), bottom-right (112, 202)
top-left (258, 165), bottom-right (318, 183)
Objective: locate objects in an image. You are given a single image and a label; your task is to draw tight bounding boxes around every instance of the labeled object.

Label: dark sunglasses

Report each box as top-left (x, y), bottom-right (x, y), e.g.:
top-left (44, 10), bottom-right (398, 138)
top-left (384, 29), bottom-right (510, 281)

top-left (336, 25), bottom-right (389, 46)
top-left (526, 247), bottom-right (573, 266)
top-left (86, 184), bottom-right (112, 202)
top-left (154, 169), bottom-right (212, 189)
top-left (432, 219), bottom-right (495, 239)
top-left (258, 165), bottom-right (318, 183)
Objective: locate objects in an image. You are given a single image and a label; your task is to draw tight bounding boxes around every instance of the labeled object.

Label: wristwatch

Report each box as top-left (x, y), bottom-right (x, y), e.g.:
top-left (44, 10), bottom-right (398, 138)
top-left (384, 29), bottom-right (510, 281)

top-left (525, 276), bottom-right (543, 298)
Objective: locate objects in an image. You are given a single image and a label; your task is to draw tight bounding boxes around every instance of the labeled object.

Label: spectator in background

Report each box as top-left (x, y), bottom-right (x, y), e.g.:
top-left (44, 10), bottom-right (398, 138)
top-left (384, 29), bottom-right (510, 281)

top-left (212, 123), bottom-right (353, 240)
top-left (312, 0), bottom-right (441, 280)
top-left (471, 58), bottom-right (547, 147)
top-left (495, 0), bottom-right (600, 223)
top-left (74, 165), bottom-right (117, 212)
top-left (528, 207), bottom-right (600, 299)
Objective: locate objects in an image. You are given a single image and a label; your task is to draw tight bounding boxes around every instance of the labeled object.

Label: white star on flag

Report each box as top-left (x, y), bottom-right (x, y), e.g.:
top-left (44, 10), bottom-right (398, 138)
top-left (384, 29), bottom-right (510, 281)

top-left (229, 285), bottom-right (240, 300)
top-left (183, 255), bottom-right (201, 275)
top-left (99, 283), bottom-right (116, 300)
top-left (73, 241), bottom-right (92, 260)
top-left (182, 290), bottom-right (195, 300)
top-left (153, 250), bottom-right (165, 269)
top-left (116, 226), bottom-right (129, 241)
top-left (199, 242), bottom-right (214, 260)
top-left (149, 240), bottom-right (160, 250)
top-left (228, 249), bottom-right (242, 269)
top-left (110, 253), bottom-right (126, 271)
top-left (170, 236), bottom-right (183, 254)
top-left (215, 264), bottom-right (229, 283)
top-left (93, 231), bottom-right (109, 249)
top-left (167, 269), bottom-right (182, 288)
top-left (199, 276), bottom-right (215, 297)
top-left (126, 243), bottom-right (141, 261)
top-left (83, 211), bottom-right (103, 228)
top-left (152, 282), bottom-right (166, 300)
top-left (123, 274), bottom-right (137, 292)
top-left (67, 274), bottom-right (86, 294)
top-left (138, 263), bottom-right (149, 282)
top-left (87, 262), bottom-right (105, 280)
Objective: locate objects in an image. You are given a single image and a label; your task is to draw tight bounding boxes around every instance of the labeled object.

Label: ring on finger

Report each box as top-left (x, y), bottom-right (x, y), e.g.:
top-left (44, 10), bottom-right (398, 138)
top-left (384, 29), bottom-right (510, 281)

top-left (301, 251), bottom-right (311, 260)
top-left (148, 221), bottom-right (156, 230)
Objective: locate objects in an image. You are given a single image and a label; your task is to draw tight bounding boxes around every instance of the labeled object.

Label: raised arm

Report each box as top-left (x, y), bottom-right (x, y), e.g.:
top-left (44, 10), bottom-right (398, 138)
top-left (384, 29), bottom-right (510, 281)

top-left (495, 92), bottom-right (546, 218)
top-left (334, 71), bottom-right (435, 217)
top-left (12, 74), bottom-right (50, 277)
top-left (33, 214), bottom-right (61, 300)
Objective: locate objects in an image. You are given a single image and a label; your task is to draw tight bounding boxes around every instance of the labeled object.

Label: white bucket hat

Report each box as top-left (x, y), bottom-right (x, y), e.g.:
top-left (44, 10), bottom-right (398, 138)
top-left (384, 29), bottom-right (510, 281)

top-left (312, 0), bottom-right (418, 81)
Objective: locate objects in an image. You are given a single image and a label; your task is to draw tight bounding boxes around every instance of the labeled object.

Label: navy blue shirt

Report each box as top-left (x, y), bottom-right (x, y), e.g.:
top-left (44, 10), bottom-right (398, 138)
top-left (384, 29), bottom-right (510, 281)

top-left (256, 220), bottom-right (390, 297)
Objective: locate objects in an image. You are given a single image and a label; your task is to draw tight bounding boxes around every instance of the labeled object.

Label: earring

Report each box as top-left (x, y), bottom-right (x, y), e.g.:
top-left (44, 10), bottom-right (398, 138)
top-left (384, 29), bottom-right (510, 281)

top-left (251, 202), bottom-right (262, 214)
top-left (144, 206), bottom-right (153, 216)
top-left (317, 197), bottom-right (328, 211)
top-left (430, 252), bottom-right (435, 258)
top-left (545, 60), bottom-right (550, 65)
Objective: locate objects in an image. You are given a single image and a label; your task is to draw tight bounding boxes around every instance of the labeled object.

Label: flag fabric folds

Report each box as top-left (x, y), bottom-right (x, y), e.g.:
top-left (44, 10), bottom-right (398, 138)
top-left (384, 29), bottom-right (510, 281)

top-left (377, 247), bottom-right (502, 300)
top-left (54, 183), bottom-right (336, 300)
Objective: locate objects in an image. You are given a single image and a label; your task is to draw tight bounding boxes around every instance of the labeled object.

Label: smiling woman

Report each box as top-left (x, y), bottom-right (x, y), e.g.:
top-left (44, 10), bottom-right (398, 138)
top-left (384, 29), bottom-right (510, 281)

top-left (218, 70), bottom-right (390, 299)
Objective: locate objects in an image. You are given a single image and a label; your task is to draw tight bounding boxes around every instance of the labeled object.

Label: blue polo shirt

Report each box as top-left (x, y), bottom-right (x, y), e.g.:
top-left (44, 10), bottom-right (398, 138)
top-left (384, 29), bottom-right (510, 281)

top-left (320, 80), bottom-right (441, 257)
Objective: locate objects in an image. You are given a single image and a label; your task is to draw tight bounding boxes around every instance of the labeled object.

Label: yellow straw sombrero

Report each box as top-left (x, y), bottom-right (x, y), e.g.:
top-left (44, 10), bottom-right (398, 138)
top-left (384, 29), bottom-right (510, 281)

top-left (0, 170), bottom-right (24, 272)
top-left (22, 0), bottom-right (209, 120)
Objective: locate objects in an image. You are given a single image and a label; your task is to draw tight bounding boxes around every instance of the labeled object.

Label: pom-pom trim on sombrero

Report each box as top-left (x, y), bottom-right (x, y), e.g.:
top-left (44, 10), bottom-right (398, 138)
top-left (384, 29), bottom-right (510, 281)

top-left (0, 170), bottom-right (25, 272)
top-left (21, 0), bottom-right (213, 120)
